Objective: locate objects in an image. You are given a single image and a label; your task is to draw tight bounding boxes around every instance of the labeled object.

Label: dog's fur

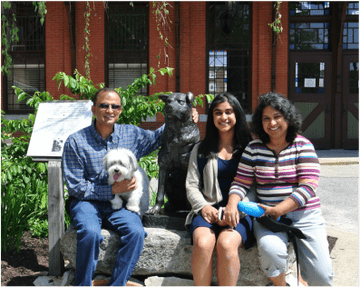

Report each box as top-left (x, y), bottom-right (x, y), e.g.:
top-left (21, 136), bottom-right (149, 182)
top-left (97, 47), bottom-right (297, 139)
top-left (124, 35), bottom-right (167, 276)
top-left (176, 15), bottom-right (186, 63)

top-left (103, 148), bottom-right (149, 216)
top-left (147, 92), bottom-right (200, 215)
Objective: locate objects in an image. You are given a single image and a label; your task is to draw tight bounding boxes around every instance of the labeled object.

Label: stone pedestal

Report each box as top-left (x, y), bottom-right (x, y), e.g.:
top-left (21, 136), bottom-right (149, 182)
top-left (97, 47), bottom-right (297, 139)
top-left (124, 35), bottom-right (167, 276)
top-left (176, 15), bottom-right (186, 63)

top-left (142, 212), bottom-right (188, 231)
top-left (60, 219), bottom-right (296, 286)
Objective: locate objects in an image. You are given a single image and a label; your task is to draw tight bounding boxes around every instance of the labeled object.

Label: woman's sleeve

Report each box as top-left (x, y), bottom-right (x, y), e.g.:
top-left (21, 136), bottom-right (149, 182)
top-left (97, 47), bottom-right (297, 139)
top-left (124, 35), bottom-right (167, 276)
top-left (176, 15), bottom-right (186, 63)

top-left (229, 144), bottom-right (255, 200)
top-left (186, 144), bottom-right (210, 213)
top-left (289, 140), bottom-right (320, 207)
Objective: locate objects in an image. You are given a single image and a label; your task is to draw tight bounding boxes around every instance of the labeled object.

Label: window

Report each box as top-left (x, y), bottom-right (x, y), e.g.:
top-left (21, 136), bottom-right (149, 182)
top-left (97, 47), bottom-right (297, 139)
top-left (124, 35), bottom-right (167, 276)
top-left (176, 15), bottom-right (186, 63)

top-left (3, 2), bottom-right (45, 113)
top-left (106, 2), bottom-right (148, 95)
top-left (289, 22), bottom-right (329, 50)
top-left (344, 2), bottom-right (359, 50)
top-left (207, 2), bottom-right (251, 111)
top-left (289, 2), bottom-right (330, 16)
top-left (289, 2), bottom-right (331, 51)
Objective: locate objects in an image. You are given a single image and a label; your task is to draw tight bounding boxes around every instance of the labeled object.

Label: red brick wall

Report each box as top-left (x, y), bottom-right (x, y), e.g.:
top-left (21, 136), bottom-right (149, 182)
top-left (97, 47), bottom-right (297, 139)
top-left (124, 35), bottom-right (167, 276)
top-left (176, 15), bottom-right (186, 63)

top-left (251, 2), bottom-right (289, 112)
top-left (46, 2), bottom-right (70, 99)
top-left (46, 2), bottom-right (105, 100)
top-left (276, 1), bottom-right (289, 98)
top-left (145, 2), bottom-right (207, 136)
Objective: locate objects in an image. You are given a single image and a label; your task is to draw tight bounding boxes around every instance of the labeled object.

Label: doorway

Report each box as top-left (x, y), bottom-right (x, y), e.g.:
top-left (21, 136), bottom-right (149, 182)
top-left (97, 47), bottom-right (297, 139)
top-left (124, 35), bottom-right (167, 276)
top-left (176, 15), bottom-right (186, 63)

top-left (342, 54), bottom-right (359, 149)
top-left (289, 52), bottom-right (332, 149)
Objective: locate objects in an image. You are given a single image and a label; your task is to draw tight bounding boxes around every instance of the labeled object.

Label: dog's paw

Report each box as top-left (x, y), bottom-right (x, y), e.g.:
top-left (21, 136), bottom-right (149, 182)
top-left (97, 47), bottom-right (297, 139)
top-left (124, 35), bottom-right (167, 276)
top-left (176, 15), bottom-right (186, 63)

top-left (110, 196), bottom-right (123, 210)
top-left (111, 203), bottom-right (123, 210)
top-left (126, 204), bottom-right (140, 214)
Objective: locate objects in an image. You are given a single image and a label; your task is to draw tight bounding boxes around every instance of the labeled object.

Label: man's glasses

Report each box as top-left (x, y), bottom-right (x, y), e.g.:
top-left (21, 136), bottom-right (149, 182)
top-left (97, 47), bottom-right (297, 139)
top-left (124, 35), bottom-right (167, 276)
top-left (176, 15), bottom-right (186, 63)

top-left (97, 103), bottom-right (122, 110)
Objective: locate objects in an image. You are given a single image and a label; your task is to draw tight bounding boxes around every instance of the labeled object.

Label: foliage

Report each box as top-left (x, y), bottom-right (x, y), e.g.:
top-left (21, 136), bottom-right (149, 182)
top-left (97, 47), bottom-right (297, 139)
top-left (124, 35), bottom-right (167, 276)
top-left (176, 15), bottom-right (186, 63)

top-left (1, 108), bottom-right (48, 251)
top-left (152, 1), bottom-right (173, 67)
top-left (1, 1), bottom-right (19, 76)
top-left (1, 1), bottom-right (47, 76)
top-left (83, 1), bottom-right (91, 79)
top-left (32, 1), bottom-right (47, 25)
top-left (139, 151), bottom-right (159, 180)
top-left (53, 69), bottom-right (104, 100)
top-left (269, 1), bottom-right (283, 35)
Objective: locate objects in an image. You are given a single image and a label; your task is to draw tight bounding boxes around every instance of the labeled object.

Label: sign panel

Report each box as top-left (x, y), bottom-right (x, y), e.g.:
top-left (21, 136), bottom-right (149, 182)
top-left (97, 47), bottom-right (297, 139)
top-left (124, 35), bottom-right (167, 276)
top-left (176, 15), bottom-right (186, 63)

top-left (27, 100), bottom-right (93, 158)
top-left (304, 78), bottom-right (317, 88)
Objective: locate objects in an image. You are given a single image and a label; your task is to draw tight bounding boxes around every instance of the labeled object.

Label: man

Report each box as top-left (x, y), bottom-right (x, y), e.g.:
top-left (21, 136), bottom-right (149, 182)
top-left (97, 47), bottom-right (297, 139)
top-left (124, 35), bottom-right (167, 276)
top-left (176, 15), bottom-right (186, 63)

top-left (62, 88), bottom-right (197, 286)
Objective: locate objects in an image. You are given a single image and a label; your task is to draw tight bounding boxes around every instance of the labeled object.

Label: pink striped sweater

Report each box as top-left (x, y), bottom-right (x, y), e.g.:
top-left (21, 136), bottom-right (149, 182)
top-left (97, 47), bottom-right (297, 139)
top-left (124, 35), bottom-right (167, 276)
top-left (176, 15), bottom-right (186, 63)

top-left (229, 135), bottom-right (321, 211)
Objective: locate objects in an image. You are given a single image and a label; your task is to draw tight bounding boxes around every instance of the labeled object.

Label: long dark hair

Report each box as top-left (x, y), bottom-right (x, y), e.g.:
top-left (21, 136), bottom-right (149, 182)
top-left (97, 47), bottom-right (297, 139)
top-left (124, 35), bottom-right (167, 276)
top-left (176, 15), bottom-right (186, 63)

top-left (198, 93), bottom-right (252, 161)
top-left (252, 92), bottom-right (302, 144)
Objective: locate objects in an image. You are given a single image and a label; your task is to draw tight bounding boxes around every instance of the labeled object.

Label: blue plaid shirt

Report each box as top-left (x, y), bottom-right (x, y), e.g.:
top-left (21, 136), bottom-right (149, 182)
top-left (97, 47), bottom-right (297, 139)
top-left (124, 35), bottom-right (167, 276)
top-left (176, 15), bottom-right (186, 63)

top-left (62, 120), bottom-right (164, 201)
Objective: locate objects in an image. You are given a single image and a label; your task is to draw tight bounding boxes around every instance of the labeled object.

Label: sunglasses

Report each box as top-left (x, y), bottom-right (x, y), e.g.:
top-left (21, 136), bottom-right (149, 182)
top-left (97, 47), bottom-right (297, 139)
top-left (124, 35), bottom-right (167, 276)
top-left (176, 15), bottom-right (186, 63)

top-left (97, 103), bottom-right (122, 110)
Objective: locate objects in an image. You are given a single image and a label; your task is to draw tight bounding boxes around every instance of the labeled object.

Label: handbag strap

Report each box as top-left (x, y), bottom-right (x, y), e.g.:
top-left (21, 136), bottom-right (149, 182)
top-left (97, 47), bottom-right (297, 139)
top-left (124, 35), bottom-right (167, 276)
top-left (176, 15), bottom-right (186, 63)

top-left (257, 216), bottom-right (307, 286)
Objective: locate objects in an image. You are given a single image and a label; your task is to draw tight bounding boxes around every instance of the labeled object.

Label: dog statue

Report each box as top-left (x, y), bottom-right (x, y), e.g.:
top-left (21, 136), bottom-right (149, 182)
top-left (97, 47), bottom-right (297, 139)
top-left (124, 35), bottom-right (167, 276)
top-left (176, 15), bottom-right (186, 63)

top-left (103, 148), bottom-right (150, 216)
top-left (147, 92), bottom-right (200, 215)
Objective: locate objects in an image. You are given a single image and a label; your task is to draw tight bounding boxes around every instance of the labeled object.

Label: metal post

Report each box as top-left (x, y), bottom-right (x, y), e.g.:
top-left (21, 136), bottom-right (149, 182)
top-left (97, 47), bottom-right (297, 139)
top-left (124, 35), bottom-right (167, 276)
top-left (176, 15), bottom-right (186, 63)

top-left (48, 160), bottom-right (65, 276)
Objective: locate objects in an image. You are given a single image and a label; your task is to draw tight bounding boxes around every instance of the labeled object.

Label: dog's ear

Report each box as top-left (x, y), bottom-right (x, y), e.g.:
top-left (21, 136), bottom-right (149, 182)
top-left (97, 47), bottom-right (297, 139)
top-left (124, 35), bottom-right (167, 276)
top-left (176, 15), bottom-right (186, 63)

top-left (126, 149), bottom-right (139, 172)
top-left (158, 93), bottom-right (169, 103)
top-left (186, 92), bottom-right (195, 103)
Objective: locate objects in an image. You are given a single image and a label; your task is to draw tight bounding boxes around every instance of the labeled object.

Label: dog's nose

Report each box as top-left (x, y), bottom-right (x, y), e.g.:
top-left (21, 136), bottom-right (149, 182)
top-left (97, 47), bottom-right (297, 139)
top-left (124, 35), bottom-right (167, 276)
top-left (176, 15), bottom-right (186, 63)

top-left (114, 169), bottom-right (119, 173)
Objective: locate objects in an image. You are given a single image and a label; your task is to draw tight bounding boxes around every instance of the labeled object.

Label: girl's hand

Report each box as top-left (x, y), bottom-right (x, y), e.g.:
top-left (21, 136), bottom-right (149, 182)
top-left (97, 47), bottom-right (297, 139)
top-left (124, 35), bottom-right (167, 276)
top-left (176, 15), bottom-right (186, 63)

top-left (201, 205), bottom-right (219, 224)
top-left (223, 203), bottom-right (240, 229)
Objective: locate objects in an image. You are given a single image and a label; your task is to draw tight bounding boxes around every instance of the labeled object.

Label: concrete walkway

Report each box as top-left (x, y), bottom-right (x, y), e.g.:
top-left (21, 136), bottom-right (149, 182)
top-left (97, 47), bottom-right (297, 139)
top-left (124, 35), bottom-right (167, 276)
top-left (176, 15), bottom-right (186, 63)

top-left (316, 149), bottom-right (358, 286)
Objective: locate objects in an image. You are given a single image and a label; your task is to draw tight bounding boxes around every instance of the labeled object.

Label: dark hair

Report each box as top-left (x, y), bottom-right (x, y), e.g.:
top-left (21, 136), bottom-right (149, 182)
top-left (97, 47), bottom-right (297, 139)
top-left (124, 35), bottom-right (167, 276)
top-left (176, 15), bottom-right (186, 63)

top-left (252, 92), bottom-right (302, 144)
top-left (198, 93), bottom-right (252, 161)
top-left (93, 88), bottom-right (122, 105)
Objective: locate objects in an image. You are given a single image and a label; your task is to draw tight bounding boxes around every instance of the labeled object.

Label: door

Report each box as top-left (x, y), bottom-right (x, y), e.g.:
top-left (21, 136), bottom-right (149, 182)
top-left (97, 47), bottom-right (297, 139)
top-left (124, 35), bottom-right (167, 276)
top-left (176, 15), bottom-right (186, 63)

top-left (289, 52), bottom-right (332, 149)
top-left (342, 54), bottom-right (359, 149)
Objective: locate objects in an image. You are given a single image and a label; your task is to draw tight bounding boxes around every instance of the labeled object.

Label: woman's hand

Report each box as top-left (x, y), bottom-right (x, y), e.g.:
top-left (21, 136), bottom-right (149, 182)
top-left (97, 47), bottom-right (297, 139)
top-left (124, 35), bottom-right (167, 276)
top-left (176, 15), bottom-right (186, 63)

top-left (201, 205), bottom-right (219, 224)
top-left (258, 204), bottom-right (281, 221)
top-left (258, 197), bottom-right (299, 220)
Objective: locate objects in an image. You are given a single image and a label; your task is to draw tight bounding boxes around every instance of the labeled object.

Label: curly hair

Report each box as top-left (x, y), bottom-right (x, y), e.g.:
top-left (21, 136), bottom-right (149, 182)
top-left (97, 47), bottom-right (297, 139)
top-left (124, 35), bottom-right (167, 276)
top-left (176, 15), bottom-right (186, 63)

top-left (252, 92), bottom-right (302, 144)
top-left (198, 93), bottom-right (252, 161)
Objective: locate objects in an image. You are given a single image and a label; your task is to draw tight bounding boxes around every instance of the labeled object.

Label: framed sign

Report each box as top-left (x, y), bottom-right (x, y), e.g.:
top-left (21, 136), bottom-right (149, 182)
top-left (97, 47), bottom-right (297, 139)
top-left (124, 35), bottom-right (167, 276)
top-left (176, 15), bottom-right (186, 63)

top-left (27, 100), bottom-right (93, 159)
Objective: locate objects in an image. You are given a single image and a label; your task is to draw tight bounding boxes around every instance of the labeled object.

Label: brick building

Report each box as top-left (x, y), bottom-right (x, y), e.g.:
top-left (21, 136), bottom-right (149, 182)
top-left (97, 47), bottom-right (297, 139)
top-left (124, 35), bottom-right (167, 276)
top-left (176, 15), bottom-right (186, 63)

top-left (2, 1), bottom-right (359, 149)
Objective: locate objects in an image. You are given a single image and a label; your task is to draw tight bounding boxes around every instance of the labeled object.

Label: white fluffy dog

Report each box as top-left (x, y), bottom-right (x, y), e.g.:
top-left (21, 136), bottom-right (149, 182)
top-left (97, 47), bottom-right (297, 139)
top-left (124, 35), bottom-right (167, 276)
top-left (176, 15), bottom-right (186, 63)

top-left (103, 148), bottom-right (149, 216)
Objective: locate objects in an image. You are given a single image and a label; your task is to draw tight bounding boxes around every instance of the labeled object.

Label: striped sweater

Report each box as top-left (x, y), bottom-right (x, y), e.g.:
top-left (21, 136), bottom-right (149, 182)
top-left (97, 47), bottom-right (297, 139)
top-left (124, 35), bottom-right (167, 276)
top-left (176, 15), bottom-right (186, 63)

top-left (229, 135), bottom-right (321, 211)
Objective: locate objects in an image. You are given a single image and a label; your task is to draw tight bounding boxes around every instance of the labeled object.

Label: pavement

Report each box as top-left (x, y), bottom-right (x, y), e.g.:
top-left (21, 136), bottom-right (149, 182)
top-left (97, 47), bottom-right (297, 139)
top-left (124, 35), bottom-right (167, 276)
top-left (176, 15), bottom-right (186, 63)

top-left (316, 149), bottom-right (359, 286)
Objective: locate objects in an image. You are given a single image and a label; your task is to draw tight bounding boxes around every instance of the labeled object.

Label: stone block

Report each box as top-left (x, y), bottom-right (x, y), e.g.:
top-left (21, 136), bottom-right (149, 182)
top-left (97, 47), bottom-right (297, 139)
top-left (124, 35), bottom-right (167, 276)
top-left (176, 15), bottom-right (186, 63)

top-left (60, 224), bottom-right (296, 286)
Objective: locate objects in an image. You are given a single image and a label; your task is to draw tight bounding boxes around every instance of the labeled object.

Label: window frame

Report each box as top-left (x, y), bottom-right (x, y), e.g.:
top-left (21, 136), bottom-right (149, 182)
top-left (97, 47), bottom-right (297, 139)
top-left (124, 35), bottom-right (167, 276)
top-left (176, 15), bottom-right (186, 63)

top-left (104, 1), bottom-right (149, 95)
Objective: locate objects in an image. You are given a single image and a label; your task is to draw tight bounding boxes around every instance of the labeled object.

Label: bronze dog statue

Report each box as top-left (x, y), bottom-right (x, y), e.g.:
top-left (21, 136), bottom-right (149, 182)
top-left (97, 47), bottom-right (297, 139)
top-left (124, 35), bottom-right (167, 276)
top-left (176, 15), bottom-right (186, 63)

top-left (147, 92), bottom-right (200, 215)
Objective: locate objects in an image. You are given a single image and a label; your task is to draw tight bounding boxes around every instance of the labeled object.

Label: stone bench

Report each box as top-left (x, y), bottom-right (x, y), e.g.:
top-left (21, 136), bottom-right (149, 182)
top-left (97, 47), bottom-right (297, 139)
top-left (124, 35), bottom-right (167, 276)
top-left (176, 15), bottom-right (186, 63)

top-left (60, 218), bottom-right (296, 286)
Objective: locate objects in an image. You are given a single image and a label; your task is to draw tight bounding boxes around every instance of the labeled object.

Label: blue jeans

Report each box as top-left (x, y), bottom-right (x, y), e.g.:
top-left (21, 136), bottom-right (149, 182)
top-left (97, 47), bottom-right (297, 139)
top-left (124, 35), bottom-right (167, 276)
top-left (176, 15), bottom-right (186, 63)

top-left (69, 199), bottom-right (147, 286)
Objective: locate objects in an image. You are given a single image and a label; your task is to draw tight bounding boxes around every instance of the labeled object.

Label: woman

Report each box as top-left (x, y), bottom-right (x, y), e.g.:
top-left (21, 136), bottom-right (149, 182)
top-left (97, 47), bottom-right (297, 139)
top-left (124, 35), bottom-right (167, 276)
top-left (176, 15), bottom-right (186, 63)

top-left (228, 92), bottom-right (334, 286)
top-left (185, 93), bottom-right (255, 286)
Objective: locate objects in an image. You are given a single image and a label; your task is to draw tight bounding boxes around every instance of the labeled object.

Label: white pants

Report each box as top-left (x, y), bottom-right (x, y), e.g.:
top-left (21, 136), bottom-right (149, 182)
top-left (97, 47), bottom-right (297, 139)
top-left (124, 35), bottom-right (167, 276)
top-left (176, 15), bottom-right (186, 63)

top-left (254, 208), bottom-right (334, 286)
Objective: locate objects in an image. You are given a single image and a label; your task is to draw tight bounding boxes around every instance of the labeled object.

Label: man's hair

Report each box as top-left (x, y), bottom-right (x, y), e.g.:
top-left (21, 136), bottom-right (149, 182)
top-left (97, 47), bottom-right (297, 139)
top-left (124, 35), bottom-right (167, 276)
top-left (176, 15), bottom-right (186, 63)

top-left (252, 92), bottom-right (302, 144)
top-left (198, 92), bottom-right (252, 161)
top-left (93, 88), bottom-right (122, 105)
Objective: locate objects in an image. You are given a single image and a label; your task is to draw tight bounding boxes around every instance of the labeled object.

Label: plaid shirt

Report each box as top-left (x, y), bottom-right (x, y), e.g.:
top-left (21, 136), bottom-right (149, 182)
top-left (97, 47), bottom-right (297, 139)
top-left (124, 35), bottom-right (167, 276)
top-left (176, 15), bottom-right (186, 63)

top-left (62, 120), bottom-right (164, 201)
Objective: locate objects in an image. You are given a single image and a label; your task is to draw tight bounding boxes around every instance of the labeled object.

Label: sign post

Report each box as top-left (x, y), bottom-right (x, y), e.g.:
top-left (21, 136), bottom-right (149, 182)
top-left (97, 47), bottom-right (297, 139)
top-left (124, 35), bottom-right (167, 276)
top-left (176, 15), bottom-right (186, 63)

top-left (27, 100), bottom-right (93, 276)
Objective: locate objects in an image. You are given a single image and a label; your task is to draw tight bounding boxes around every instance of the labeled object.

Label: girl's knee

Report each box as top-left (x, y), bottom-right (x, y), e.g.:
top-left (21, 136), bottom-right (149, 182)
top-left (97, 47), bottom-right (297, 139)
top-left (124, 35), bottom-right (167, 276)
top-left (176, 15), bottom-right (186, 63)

top-left (193, 234), bottom-right (215, 251)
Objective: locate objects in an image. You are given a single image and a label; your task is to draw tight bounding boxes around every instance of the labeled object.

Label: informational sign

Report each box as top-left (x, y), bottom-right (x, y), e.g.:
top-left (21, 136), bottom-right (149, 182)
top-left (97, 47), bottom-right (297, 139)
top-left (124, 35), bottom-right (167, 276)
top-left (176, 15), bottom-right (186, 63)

top-left (304, 78), bottom-right (316, 88)
top-left (27, 100), bottom-right (93, 159)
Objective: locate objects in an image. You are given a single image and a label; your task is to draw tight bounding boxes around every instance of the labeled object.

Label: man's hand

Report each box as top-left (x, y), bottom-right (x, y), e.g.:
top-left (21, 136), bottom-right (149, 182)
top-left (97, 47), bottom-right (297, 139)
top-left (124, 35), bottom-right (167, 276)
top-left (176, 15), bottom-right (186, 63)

top-left (112, 176), bottom-right (137, 194)
top-left (192, 108), bottom-right (199, 124)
